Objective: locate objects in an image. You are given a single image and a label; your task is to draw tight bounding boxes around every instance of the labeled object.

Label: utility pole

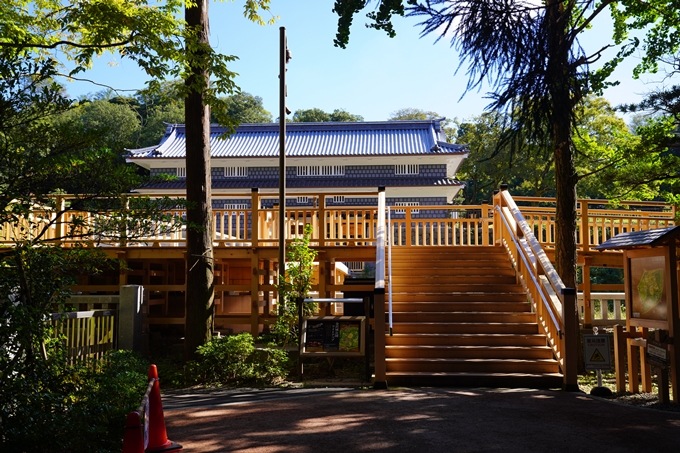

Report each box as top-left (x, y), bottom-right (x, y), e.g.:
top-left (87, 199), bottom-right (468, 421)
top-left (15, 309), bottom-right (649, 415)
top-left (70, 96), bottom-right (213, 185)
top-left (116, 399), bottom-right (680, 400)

top-left (278, 27), bottom-right (291, 285)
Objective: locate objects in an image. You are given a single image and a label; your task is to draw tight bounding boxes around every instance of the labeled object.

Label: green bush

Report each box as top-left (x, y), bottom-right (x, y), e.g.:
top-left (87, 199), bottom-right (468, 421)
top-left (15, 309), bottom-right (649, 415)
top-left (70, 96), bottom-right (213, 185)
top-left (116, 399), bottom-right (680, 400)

top-left (191, 333), bottom-right (289, 386)
top-left (1, 350), bottom-right (149, 453)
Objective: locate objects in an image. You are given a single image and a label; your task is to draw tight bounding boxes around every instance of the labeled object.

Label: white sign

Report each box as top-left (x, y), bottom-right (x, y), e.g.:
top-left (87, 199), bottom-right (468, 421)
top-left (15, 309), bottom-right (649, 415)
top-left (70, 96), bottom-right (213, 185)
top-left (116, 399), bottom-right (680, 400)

top-left (647, 342), bottom-right (668, 367)
top-left (583, 334), bottom-right (612, 371)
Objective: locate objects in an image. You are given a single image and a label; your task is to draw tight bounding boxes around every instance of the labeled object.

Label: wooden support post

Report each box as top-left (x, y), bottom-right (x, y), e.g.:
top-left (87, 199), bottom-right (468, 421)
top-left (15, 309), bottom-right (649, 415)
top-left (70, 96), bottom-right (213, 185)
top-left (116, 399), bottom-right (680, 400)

top-left (562, 287), bottom-right (579, 391)
top-left (613, 324), bottom-right (627, 393)
top-left (250, 253), bottom-right (260, 337)
top-left (640, 327), bottom-right (652, 393)
top-left (654, 330), bottom-right (671, 404)
top-left (117, 250), bottom-right (128, 287)
top-left (373, 288), bottom-right (387, 389)
top-left (251, 188), bottom-right (259, 247)
top-left (317, 259), bottom-right (330, 316)
top-left (628, 326), bottom-right (640, 393)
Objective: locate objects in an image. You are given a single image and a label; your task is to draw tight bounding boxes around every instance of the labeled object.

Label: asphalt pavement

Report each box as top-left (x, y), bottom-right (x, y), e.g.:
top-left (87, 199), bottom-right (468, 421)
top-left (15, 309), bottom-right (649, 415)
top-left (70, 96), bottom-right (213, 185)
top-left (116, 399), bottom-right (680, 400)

top-left (161, 386), bottom-right (680, 452)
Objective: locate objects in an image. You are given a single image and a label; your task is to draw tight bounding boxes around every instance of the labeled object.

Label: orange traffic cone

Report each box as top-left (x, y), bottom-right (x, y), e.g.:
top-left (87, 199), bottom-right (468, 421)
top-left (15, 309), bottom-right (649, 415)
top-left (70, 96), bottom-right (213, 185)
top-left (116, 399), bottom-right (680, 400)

top-left (145, 365), bottom-right (182, 453)
top-left (121, 412), bottom-right (145, 453)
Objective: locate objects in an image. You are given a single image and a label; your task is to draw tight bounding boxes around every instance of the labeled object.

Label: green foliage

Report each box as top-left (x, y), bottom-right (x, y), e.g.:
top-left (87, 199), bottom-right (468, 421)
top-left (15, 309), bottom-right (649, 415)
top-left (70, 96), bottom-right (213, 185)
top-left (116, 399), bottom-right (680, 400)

top-left (292, 107), bottom-right (364, 123)
top-left (1, 350), bottom-right (150, 453)
top-left (191, 333), bottom-right (289, 386)
top-left (389, 107), bottom-right (456, 142)
top-left (55, 99), bottom-right (141, 157)
top-left (272, 224), bottom-right (318, 346)
top-left (221, 91), bottom-right (273, 124)
top-left (455, 96), bottom-right (677, 203)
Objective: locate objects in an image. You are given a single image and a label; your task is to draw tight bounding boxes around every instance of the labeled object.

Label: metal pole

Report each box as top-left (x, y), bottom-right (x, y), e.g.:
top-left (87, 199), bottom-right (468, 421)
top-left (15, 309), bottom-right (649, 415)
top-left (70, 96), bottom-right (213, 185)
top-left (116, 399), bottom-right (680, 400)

top-left (278, 26), bottom-right (287, 284)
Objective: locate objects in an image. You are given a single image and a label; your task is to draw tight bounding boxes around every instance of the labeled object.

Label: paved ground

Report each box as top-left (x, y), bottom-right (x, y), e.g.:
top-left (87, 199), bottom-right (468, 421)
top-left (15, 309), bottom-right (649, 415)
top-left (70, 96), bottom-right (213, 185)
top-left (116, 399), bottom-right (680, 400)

top-left (162, 386), bottom-right (680, 452)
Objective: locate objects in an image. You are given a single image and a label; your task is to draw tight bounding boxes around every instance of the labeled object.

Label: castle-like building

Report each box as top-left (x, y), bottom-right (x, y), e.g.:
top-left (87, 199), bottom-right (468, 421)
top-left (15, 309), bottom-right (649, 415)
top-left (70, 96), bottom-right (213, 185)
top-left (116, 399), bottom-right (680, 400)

top-left (127, 119), bottom-right (468, 214)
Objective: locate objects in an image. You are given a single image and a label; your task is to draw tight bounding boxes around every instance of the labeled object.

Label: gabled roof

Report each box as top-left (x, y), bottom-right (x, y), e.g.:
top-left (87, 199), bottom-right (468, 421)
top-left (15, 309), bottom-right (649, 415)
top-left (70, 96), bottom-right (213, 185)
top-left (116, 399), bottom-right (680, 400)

top-left (127, 120), bottom-right (468, 159)
top-left (594, 226), bottom-right (680, 250)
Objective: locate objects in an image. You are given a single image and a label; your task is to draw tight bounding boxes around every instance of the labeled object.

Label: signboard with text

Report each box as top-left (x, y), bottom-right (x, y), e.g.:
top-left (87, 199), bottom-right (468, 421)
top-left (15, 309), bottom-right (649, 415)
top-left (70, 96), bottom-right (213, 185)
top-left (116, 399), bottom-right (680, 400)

top-left (583, 335), bottom-right (612, 371)
top-left (302, 316), bottom-right (365, 356)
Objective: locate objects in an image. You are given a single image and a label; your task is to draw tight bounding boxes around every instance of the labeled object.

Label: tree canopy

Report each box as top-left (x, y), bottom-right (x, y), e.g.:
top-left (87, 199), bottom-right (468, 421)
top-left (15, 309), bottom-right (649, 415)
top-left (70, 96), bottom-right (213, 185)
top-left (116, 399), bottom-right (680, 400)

top-left (389, 107), bottom-right (456, 142)
top-left (292, 107), bottom-right (364, 122)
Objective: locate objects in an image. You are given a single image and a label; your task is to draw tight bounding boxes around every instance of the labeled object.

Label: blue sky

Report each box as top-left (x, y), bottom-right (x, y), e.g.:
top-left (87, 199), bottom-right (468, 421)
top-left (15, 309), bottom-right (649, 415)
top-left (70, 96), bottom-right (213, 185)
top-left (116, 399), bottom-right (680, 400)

top-left (65, 1), bottom-right (665, 123)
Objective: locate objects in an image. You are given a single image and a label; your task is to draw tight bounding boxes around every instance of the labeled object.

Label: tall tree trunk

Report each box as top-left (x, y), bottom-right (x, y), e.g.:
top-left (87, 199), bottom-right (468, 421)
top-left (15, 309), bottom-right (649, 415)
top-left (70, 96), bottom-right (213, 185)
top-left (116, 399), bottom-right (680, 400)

top-left (546, 0), bottom-right (578, 290)
top-left (184, 0), bottom-right (214, 360)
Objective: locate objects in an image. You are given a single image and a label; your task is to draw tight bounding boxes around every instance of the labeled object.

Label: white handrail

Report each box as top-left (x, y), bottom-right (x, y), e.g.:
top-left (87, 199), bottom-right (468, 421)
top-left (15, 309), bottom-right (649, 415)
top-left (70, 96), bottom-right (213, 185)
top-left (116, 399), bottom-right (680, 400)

top-left (495, 206), bottom-right (562, 336)
top-left (387, 206), bottom-right (393, 336)
top-left (375, 190), bottom-right (386, 290)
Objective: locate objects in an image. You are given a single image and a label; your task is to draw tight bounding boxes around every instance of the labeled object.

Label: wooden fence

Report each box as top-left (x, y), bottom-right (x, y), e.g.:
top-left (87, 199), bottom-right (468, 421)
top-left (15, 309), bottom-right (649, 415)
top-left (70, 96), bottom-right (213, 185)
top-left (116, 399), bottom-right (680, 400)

top-left (50, 309), bottom-right (116, 365)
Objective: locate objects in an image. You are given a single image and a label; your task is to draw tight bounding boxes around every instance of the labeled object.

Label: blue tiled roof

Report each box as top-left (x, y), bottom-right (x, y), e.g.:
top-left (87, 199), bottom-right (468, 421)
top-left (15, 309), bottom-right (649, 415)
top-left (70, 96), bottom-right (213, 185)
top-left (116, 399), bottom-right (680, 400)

top-left (138, 176), bottom-right (463, 191)
top-left (128, 121), bottom-right (468, 159)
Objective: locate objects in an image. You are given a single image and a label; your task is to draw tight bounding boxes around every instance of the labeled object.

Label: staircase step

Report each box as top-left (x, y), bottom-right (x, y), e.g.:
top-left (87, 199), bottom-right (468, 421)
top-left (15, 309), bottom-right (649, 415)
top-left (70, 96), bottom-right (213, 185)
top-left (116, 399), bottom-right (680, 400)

top-left (383, 245), bottom-right (563, 388)
top-left (390, 257), bottom-right (512, 264)
top-left (385, 345), bottom-right (555, 359)
top-left (389, 267), bottom-right (517, 277)
top-left (391, 312), bottom-right (536, 323)
top-left (392, 292), bottom-right (528, 303)
top-left (390, 283), bottom-right (526, 293)
top-left (385, 333), bottom-right (549, 347)
top-left (394, 322), bottom-right (539, 334)
top-left (389, 247), bottom-right (511, 259)
top-left (385, 358), bottom-right (561, 374)
top-left (390, 275), bottom-right (518, 285)
top-left (390, 302), bottom-right (531, 313)
top-left (384, 371), bottom-right (564, 389)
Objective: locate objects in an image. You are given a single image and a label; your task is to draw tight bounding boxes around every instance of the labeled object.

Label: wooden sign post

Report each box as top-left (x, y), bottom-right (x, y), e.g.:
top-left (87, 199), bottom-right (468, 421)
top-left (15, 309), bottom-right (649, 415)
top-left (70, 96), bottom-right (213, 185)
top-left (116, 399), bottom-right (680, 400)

top-left (595, 227), bottom-right (680, 403)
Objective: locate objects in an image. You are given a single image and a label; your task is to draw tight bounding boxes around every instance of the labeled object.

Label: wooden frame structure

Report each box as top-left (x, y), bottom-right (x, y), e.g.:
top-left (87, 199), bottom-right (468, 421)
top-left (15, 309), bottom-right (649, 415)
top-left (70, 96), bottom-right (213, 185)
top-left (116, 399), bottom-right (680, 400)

top-left (596, 227), bottom-right (680, 403)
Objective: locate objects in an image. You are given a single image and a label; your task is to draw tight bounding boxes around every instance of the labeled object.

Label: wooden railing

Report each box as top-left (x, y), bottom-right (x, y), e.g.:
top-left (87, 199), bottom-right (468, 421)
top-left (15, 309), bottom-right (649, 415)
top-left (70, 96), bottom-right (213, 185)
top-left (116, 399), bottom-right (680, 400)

top-left (1, 191), bottom-right (672, 251)
top-left (513, 196), bottom-right (676, 252)
top-left (493, 189), bottom-right (578, 389)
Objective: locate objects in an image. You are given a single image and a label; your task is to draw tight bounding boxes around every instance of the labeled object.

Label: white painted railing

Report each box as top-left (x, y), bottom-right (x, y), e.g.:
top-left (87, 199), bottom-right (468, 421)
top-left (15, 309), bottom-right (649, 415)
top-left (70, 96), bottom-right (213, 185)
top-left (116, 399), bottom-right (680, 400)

top-left (578, 292), bottom-right (626, 326)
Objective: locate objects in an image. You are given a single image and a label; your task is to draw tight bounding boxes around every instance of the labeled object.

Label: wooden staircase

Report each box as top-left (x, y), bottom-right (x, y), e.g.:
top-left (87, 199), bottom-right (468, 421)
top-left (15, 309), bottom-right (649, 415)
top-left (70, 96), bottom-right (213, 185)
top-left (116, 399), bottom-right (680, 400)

top-left (385, 246), bottom-right (563, 388)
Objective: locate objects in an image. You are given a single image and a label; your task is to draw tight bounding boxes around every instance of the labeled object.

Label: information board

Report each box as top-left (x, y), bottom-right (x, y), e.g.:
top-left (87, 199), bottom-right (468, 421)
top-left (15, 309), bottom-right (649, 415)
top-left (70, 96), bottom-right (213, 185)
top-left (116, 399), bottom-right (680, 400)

top-left (302, 316), bottom-right (365, 356)
top-left (630, 255), bottom-right (668, 326)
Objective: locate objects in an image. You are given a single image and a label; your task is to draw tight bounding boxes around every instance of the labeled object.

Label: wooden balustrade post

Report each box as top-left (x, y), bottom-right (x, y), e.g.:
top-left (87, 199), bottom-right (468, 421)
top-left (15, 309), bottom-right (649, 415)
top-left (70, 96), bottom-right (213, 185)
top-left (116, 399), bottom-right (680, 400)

top-left (405, 206), bottom-right (413, 247)
top-left (55, 195), bottom-right (66, 244)
top-left (580, 200), bottom-right (589, 253)
top-left (319, 194), bottom-right (326, 247)
top-left (582, 256), bottom-right (592, 327)
top-left (251, 188), bottom-right (259, 247)
top-left (481, 203), bottom-right (490, 246)
top-left (493, 189), bottom-right (503, 246)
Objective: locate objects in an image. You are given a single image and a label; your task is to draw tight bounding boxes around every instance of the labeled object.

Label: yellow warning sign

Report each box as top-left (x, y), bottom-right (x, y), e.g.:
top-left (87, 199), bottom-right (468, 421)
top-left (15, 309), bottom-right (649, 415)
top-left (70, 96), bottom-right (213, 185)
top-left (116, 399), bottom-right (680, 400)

top-left (590, 349), bottom-right (606, 362)
top-left (584, 335), bottom-right (611, 370)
